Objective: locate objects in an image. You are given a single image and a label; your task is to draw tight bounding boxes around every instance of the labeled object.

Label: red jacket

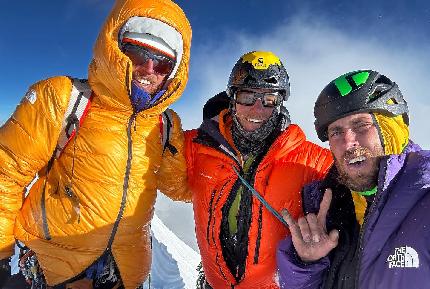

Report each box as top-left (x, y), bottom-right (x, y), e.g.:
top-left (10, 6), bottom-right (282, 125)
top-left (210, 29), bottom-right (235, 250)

top-left (186, 110), bottom-right (333, 288)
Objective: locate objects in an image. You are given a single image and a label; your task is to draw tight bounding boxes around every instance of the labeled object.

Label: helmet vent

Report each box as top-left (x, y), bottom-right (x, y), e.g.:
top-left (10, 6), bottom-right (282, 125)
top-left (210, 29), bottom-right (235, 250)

top-left (375, 75), bottom-right (392, 85)
top-left (369, 83), bottom-right (391, 101)
top-left (264, 77), bottom-right (278, 84)
top-left (387, 98), bottom-right (398, 105)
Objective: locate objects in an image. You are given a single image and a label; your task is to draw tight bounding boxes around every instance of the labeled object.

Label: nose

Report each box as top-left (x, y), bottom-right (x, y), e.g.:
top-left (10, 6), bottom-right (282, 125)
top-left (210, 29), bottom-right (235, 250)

top-left (251, 98), bottom-right (265, 110)
top-left (343, 128), bottom-right (359, 149)
top-left (136, 58), bottom-right (155, 74)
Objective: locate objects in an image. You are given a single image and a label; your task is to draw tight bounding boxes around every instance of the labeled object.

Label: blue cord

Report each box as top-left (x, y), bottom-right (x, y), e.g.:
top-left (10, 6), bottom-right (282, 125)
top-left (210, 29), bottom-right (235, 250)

top-left (232, 166), bottom-right (289, 228)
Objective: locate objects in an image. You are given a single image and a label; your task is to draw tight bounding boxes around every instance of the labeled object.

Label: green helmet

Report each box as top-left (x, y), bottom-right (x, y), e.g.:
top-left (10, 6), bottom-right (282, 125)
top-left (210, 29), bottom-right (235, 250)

top-left (314, 70), bottom-right (409, 141)
top-left (226, 51), bottom-right (290, 101)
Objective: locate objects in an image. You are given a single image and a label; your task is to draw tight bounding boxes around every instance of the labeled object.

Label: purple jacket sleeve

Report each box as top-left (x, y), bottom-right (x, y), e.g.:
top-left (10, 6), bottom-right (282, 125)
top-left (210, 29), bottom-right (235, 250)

top-left (277, 238), bottom-right (330, 289)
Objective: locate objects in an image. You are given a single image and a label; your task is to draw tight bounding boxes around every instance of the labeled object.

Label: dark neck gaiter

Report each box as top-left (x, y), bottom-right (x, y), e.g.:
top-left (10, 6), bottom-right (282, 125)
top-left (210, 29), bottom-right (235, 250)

top-left (231, 106), bottom-right (290, 156)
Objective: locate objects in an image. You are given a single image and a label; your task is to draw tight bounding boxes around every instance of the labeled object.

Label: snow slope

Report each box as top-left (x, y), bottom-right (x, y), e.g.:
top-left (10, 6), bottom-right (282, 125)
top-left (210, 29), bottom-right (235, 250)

top-left (143, 214), bottom-right (201, 289)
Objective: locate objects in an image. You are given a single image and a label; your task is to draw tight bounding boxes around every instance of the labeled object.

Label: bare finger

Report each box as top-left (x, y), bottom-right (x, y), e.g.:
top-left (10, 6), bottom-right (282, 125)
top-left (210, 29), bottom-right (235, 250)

top-left (281, 209), bottom-right (301, 237)
top-left (306, 213), bottom-right (321, 243)
top-left (317, 188), bottom-right (333, 229)
top-left (298, 217), bottom-right (312, 243)
top-left (281, 209), bottom-right (306, 247)
top-left (328, 229), bottom-right (339, 245)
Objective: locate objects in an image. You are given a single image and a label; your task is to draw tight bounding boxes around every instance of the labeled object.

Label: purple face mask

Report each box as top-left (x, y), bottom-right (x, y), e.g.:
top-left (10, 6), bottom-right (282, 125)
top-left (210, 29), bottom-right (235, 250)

top-left (130, 80), bottom-right (165, 112)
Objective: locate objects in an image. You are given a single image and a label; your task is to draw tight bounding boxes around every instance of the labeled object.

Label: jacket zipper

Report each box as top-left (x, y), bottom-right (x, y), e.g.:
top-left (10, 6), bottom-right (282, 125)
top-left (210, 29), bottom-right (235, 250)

top-left (104, 62), bottom-right (135, 249)
top-left (354, 157), bottom-right (390, 288)
top-left (196, 126), bottom-right (278, 286)
top-left (354, 187), bottom-right (384, 288)
top-left (106, 112), bottom-right (136, 250)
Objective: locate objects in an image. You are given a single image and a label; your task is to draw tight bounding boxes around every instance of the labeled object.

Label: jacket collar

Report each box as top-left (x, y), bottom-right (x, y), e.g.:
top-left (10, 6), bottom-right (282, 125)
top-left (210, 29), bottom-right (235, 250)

top-left (87, 0), bottom-right (191, 116)
top-left (360, 140), bottom-right (424, 269)
top-left (194, 108), bottom-right (306, 165)
top-left (380, 140), bottom-right (421, 191)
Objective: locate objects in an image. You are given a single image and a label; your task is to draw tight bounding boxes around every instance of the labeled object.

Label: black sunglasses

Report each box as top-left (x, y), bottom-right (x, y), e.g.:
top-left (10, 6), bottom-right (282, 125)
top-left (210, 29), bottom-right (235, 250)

top-left (122, 44), bottom-right (175, 75)
top-left (235, 90), bottom-right (282, 107)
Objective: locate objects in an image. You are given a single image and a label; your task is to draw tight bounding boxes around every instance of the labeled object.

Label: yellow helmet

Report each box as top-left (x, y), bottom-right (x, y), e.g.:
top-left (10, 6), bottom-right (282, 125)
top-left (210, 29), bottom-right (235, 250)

top-left (227, 51), bottom-right (290, 101)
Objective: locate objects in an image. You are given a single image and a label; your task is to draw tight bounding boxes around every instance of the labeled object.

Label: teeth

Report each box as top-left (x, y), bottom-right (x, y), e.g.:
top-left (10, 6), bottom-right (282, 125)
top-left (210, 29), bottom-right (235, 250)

top-left (348, 156), bottom-right (366, 164)
top-left (247, 118), bottom-right (263, 123)
top-left (138, 79), bottom-right (151, 85)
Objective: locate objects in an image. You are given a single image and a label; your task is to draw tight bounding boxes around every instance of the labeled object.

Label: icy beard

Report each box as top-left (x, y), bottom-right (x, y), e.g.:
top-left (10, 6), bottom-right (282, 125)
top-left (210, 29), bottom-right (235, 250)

top-left (232, 106), bottom-right (286, 156)
top-left (335, 146), bottom-right (384, 192)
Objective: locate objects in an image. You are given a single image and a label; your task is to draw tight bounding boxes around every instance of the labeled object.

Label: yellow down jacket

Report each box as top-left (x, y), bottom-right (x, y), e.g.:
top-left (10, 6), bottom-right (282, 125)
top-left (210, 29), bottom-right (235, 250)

top-left (0, 0), bottom-right (191, 288)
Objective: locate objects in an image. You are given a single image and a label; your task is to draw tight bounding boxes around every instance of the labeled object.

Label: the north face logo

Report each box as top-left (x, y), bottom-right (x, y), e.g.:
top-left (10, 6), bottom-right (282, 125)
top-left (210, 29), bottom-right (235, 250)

top-left (387, 246), bottom-right (420, 269)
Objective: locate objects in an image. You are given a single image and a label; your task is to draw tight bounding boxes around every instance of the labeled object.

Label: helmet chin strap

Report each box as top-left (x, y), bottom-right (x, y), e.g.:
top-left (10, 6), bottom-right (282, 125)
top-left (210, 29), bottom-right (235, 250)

top-left (130, 80), bottom-right (165, 112)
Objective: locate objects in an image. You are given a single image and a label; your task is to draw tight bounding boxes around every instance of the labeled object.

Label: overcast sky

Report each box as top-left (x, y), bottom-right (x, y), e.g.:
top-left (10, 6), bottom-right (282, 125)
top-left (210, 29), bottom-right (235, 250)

top-left (1, 0), bottom-right (429, 250)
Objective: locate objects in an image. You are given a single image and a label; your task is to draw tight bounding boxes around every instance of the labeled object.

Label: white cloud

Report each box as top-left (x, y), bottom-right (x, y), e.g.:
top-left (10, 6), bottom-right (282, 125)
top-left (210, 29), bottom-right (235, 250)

top-left (176, 15), bottom-right (430, 148)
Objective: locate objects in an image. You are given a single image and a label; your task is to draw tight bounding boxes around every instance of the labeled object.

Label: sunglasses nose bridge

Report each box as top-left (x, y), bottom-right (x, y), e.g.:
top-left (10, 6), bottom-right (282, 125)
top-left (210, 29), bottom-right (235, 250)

top-left (254, 92), bottom-right (265, 101)
top-left (146, 52), bottom-right (175, 74)
top-left (253, 92), bottom-right (280, 107)
top-left (129, 51), bottom-right (174, 75)
top-left (245, 93), bottom-right (266, 106)
top-left (144, 58), bottom-right (157, 71)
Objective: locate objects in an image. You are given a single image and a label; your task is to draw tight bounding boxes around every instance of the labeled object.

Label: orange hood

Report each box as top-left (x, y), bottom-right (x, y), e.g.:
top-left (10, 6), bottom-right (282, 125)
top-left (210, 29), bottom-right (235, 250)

top-left (88, 0), bottom-right (192, 116)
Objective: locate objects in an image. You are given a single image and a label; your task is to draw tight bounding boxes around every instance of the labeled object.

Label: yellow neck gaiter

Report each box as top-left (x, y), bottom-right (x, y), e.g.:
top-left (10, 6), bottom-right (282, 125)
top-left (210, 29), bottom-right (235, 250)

top-left (352, 193), bottom-right (367, 226)
top-left (372, 112), bottom-right (409, 155)
top-left (352, 111), bottom-right (409, 225)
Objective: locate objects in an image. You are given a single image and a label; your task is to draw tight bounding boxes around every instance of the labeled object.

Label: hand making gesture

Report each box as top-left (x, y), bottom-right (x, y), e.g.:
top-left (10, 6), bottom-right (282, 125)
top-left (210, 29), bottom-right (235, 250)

top-left (281, 188), bottom-right (339, 262)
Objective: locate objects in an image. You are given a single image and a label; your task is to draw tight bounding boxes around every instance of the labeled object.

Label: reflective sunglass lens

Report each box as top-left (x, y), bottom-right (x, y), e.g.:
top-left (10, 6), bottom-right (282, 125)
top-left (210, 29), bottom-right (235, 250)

top-left (123, 45), bottom-right (175, 75)
top-left (235, 91), bottom-right (280, 107)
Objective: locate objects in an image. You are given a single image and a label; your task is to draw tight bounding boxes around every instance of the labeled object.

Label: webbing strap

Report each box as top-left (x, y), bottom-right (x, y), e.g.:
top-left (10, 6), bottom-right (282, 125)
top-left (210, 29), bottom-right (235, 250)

top-left (232, 166), bottom-right (289, 228)
top-left (160, 109), bottom-right (177, 155)
top-left (54, 78), bottom-right (92, 158)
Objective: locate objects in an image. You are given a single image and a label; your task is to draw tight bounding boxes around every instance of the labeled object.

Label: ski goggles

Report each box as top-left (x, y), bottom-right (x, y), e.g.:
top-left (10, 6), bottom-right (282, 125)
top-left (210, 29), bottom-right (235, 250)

top-left (122, 44), bottom-right (176, 75)
top-left (234, 90), bottom-right (282, 107)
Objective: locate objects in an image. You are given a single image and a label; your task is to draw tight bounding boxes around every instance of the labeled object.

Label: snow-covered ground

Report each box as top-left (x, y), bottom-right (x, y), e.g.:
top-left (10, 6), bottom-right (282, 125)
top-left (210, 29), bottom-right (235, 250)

top-left (142, 214), bottom-right (201, 288)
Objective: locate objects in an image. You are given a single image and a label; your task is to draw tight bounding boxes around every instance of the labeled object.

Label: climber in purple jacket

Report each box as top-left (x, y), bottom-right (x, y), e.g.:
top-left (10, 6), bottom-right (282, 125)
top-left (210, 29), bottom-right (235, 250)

top-left (277, 70), bottom-right (430, 289)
